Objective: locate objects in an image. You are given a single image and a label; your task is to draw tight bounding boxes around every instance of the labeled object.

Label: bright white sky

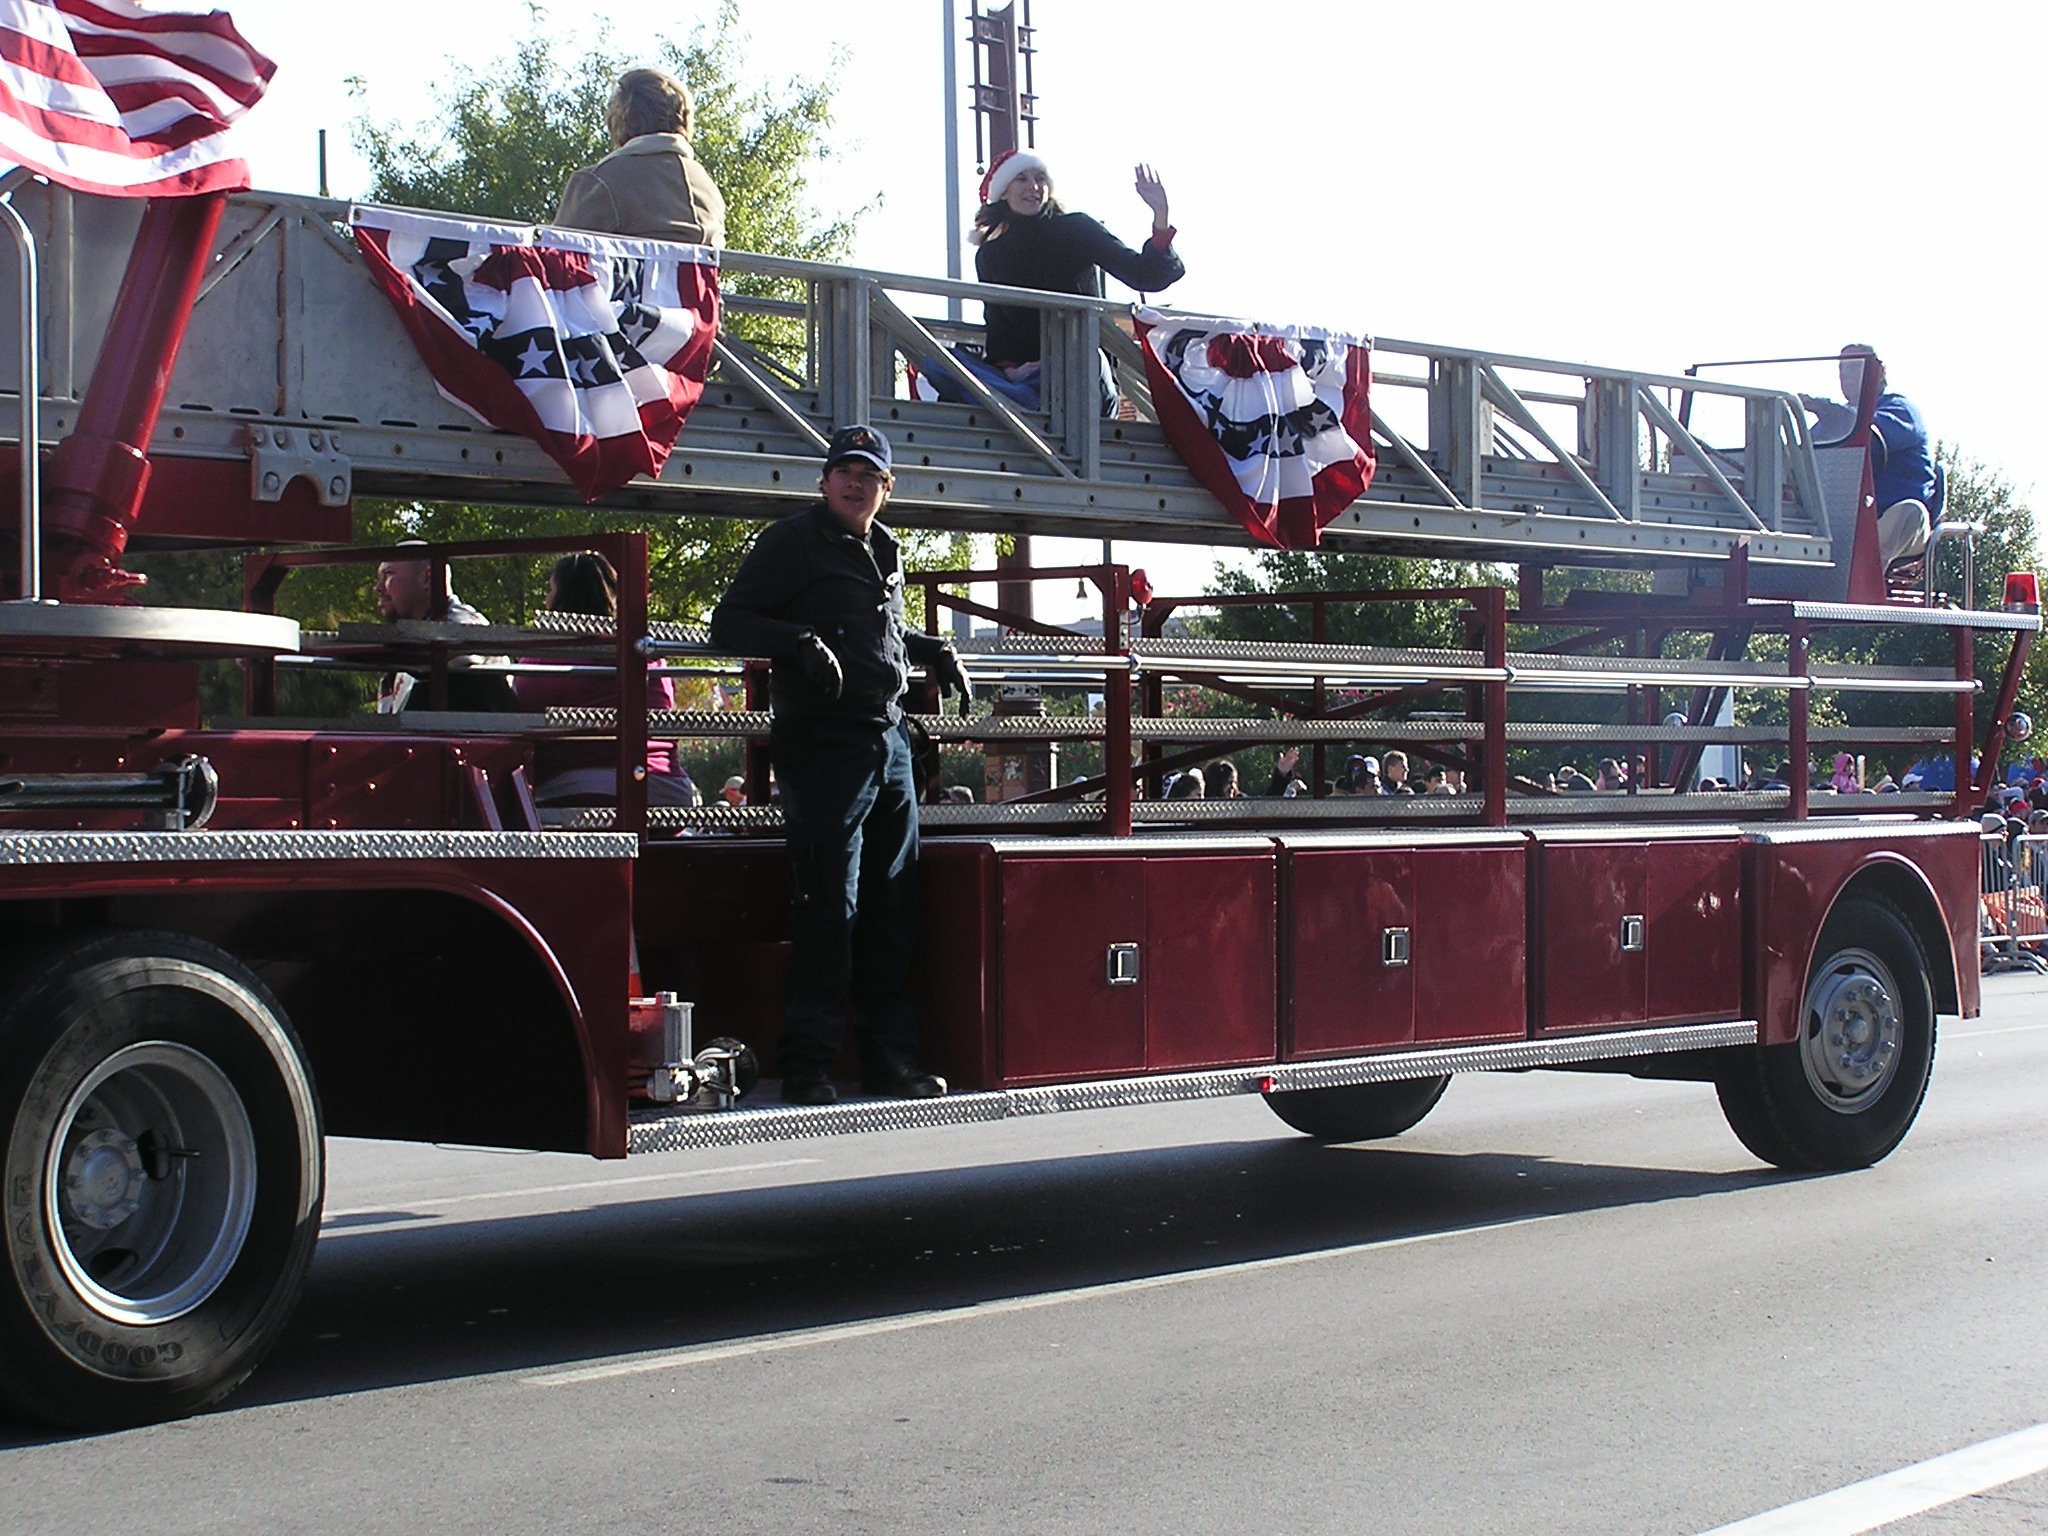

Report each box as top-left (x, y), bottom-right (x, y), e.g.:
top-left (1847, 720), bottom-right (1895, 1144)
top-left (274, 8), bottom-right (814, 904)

top-left (219, 0), bottom-right (2046, 612)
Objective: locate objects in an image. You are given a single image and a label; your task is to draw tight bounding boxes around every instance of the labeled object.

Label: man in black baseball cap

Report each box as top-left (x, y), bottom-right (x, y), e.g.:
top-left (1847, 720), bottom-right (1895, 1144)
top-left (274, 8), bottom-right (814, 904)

top-left (710, 424), bottom-right (970, 1105)
top-left (823, 423), bottom-right (891, 472)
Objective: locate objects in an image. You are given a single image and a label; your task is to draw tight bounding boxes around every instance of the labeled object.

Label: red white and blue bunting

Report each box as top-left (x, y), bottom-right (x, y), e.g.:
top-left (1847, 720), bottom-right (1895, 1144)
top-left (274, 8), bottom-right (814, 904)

top-left (351, 206), bottom-right (719, 502)
top-left (1137, 309), bottom-right (1375, 550)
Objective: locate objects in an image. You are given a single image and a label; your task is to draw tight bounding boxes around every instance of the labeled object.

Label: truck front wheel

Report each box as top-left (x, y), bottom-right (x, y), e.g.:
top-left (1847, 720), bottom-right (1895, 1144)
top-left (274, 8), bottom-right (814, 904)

top-left (1716, 896), bottom-right (1936, 1172)
top-left (0, 932), bottom-right (323, 1430)
top-left (1264, 1075), bottom-right (1451, 1141)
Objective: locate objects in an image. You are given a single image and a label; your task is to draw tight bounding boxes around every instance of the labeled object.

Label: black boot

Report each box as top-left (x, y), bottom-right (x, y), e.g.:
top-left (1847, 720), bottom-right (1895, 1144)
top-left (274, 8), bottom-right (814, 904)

top-left (780, 1067), bottom-right (840, 1106)
top-left (862, 1050), bottom-right (947, 1099)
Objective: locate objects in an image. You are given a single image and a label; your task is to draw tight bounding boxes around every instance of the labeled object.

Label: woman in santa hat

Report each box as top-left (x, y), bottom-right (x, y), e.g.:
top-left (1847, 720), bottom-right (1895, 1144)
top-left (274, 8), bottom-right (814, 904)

top-left (938, 152), bottom-right (1184, 412)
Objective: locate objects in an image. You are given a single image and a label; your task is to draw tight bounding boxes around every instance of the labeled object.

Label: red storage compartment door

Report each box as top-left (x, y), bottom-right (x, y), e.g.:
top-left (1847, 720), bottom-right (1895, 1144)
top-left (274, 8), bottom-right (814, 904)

top-left (1413, 845), bottom-right (1527, 1042)
top-left (1286, 848), bottom-right (1415, 1058)
top-left (1645, 839), bottom-right (1743, 1023)
top-left (1539, 841), bottom-right (1648, 1032)
top-left (1144, 855), bottom-right (1277, 1070)
top-left (999, 858), bottom-right (1147, 1083)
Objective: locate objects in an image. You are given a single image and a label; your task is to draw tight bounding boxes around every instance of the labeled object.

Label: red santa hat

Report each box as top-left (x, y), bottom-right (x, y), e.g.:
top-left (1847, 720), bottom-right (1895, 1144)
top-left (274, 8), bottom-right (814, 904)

top-left (979, 148), bottom-right (1049, 206)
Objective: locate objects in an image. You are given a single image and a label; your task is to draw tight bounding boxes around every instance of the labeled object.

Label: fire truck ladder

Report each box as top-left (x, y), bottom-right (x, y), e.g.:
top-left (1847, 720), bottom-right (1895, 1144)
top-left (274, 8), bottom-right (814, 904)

top-left (0, 184), bottom-right (1848, 581)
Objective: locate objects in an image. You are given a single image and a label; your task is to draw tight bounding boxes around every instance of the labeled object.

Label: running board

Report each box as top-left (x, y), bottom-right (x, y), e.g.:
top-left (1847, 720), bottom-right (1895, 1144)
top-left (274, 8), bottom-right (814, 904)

top-left (626, 1021), bottom-right (1759, 1154)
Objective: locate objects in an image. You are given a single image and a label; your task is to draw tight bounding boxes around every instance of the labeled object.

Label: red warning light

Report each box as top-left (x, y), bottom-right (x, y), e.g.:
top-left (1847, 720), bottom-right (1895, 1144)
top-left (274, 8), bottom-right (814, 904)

top-left (2005, 572), bottom-right (2039, 612)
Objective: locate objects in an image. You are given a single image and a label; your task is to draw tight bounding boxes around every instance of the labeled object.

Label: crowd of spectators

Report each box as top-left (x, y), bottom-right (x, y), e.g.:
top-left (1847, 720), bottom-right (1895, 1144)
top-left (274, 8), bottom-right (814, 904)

top-left (1139, 749), bottom-right (2044, 803)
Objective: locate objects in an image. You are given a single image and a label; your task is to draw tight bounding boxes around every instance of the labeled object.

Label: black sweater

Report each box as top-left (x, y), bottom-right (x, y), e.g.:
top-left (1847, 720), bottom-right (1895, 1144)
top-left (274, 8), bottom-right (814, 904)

top-left (710, 505), bottom-right (951, 728)
top-left (975, 209), bottom-right (1184, 366)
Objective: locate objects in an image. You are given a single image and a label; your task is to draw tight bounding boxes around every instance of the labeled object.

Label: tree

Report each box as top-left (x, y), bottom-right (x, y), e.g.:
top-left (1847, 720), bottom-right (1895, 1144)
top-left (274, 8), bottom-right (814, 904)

top-left (132, 4), bottom-right (876, 717)
top-left (1200, 550), bottom-right (1500, 651)
top-left (1819, 451), bottom-right (2041, 754)
top-left (333, 2), bottom-right (869, 627)
top-left (1178, 550), bottom-right (1506, 786)
top-left (339, 2), bottom-right (977, 616)
top-left (348, 0), bottom-right (860, 610)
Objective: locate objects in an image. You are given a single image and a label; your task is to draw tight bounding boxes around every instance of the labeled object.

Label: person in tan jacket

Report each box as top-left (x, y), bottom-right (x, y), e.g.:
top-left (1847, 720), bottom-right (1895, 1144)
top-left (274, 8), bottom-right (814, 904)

top-left (554, 68), bottom-right (727, 248)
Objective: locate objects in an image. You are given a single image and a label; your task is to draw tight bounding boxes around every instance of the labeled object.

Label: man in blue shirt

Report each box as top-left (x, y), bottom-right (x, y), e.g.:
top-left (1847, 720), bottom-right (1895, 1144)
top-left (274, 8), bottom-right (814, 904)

top-left (1838, 344), bottom-right (1939, 514)
top-left (1806, 345), bottom-right (1938, 569)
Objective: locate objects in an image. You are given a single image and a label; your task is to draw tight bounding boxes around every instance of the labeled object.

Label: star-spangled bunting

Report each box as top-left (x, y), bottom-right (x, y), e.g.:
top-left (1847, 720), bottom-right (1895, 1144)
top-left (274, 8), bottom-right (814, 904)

top-left (1137, 309), bottom-right (1375, 550)
top-left (0, 0), bottom-right (273, 196)
top-left (351, 206), bottom-right (720, 502)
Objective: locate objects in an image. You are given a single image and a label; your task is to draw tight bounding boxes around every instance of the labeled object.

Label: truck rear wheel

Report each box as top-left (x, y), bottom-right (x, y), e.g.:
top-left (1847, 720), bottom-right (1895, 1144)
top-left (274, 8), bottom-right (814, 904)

top-left (0, 932), bottom-right (323, 1430)
top-left (1264, 1075), bottom-right (1451, 1141)
top-left (1716, 896), bottom-right (1935, 1172)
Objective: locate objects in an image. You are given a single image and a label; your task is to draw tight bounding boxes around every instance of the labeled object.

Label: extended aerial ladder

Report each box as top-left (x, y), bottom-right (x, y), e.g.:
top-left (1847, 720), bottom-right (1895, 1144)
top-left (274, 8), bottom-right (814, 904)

top-left (0, 182), bottom-right (1862, 576)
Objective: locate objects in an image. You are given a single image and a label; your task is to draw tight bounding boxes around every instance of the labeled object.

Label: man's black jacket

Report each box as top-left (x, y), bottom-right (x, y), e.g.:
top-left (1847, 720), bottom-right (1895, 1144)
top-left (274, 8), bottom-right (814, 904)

top-left (710, 504), bottom-right (951, 727)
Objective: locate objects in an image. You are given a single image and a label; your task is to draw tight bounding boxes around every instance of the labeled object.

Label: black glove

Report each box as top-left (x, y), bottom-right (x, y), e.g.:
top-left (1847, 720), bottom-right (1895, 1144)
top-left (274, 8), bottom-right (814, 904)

top-left (934, 644), bottom-right (973, 704)
top-left (795, 633), bottom-right (843, 699)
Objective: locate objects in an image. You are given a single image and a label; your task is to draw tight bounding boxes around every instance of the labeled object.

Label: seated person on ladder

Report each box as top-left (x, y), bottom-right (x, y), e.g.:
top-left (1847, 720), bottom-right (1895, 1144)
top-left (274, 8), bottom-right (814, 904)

top-left (1802, 343), bottom-right (1940, 576)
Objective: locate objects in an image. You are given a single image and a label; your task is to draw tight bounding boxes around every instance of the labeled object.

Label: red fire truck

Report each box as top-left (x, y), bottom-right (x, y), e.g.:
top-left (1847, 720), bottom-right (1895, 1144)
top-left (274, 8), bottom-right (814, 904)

top-left (0, 183), bottom-right (2032, 1429)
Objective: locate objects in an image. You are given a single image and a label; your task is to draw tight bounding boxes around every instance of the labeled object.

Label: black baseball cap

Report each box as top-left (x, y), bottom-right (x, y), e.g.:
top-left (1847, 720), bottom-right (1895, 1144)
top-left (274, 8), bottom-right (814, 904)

top-left (824, 424), bottom-right (892, 473)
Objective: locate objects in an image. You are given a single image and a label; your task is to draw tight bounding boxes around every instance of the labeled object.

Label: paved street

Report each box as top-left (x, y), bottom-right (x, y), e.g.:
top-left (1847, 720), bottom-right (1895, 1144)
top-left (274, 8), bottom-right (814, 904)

top-left (4, 976), bottom-right (2047, 1535)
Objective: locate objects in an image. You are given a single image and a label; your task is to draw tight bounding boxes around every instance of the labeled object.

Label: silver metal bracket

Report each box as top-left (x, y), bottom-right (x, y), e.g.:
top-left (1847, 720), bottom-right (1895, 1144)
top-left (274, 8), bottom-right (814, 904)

top-left (1382, 927), bottom-right (1411, 966)
top-left (1107, 943), bottom-right (1140, 985)
top-left (248, 423), bottom-right (352, 505)
top-left (1620, 914), bottom-right (1646, 952)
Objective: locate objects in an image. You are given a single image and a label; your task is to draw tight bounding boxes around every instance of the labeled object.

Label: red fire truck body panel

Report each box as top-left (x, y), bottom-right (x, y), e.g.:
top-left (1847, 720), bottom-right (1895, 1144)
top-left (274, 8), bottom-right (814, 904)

top-left (1532, 834), bottom-right (1747, 1033)
top-left (1286, 845), bottom-right (1421, 1056)
top-left (1645, 841), bottom-right (1746, 1025)
top-left (1, 728), bottom-right (536, 833)
top-left (1281, 837), bottom-right (1532, 1053)
top-left (1744, 830), bottom-right (1979, 1049)
top-left (0, 833), bottom-right (634, 1154)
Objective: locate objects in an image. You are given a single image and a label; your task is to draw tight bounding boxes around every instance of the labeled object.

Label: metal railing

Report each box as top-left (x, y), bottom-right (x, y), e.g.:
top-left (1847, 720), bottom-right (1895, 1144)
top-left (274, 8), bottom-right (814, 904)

top-left (228, 542), bottom-right (2027, 841)
top-left (0, 182), bottom-right (1848, 574)
top-left (1979, 829), bottom-right (2048, 972)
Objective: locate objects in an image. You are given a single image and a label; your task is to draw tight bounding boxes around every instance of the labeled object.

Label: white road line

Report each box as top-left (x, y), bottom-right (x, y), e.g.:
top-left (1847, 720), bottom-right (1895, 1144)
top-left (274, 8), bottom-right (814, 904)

top-left (523, 1211), bottom-right (1569, 1386)
top-left (1695, 1423), bottom-right (2048, 1535)
top-left (322, 1157), bottom-right (820, 1226)
top-left (1947, 1021), bottom-right (2048, 1040)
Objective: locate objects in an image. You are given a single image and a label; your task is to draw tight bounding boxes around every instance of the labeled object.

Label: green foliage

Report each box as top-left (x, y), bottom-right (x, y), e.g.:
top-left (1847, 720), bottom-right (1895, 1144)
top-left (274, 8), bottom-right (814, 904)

top-left (1934, 447), bottom-right (2040, 613)
top-left (337, 0), bottom-right (870, 639)
top-left (1180, 550), bottom-right (1505, 787)
top-left (1199, 550), bottom-right (1500, 650)
top-left (1812, 452), bottom-right (2041, 765)
top-left (350, 0), bottom-right (853, 368)
top-left (350, 1), bottom-right (855, 251)
top-left (348, 19), bottom-right (609, 222)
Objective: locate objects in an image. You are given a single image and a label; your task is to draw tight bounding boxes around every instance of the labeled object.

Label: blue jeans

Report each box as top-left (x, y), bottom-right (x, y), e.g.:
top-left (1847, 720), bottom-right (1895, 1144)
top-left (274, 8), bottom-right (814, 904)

top-left (771, 717), bottom-right (922, 1076)
top-left (922, 347), bottom-right (1043, 410)
top-left (923, 346), bottom-right (1120, 416)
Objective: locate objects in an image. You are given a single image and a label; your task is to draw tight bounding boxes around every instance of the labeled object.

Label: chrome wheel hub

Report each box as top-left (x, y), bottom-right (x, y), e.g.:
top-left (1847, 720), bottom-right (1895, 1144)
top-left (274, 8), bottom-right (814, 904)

top-left (43, 1043), bottom-right (258, 1326)
top-left (1802, 948), bottom-right (1902, 1111)
top-left (63, 1128), bottom-right (147, 1229)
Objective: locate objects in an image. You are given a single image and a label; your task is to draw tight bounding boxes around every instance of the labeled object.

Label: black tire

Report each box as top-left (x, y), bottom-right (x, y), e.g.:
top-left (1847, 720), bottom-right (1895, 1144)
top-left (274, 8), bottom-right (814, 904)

top-left (1264, 1075), bottom-right (1451, 1141)
top-left (0, 931), bottom-right (324, 1430)
top-left (1716, 895), bottom-right (1935, 1172)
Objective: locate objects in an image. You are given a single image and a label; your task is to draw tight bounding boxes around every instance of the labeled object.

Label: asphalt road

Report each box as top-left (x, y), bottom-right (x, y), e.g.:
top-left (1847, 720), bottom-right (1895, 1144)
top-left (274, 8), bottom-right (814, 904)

top-left (4, 976), bottom-right (2047, 1535)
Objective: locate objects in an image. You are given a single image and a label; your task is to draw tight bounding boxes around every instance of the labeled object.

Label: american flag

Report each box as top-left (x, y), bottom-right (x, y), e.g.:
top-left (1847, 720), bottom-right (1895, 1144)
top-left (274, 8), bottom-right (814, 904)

top-left (1138, 309), bottom-right (1375, 551)
top-left (0, 0), bottom-right (273, 197)
top-left (352, 206), bottom-right (721, 503)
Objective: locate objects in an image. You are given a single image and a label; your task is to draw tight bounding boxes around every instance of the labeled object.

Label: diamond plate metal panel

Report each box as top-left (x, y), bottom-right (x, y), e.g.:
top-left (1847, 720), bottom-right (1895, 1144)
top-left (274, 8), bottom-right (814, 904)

top-left (1777, 601), bottom-right (2039, 633)
top-left (1744, 819), bottom-right (1984, 846)
top-left (0, 829), bottom-right (638, 865)
top-left (625, 1022), bottom-right (1758, 1154)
